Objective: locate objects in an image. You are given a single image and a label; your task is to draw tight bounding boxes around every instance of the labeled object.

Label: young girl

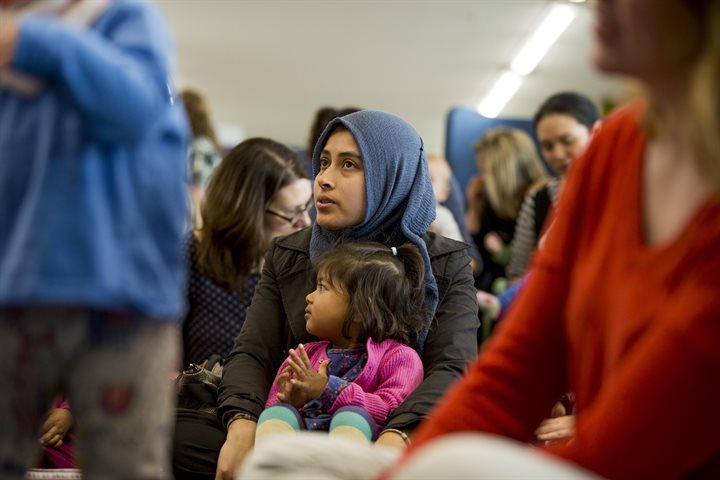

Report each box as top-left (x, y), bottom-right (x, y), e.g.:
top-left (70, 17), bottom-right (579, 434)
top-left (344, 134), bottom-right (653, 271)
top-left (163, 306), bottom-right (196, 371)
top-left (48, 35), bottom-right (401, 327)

top-left (255, 242), bottom-right (426, 443)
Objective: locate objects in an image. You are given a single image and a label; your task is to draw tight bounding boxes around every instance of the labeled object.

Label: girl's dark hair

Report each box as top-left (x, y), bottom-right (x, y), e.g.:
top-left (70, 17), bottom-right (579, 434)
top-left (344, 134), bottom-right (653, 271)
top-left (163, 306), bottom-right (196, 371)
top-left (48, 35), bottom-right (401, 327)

top-left (198, 138), bottom-right (309, 291)
top-left (307, 106), bottom-right (361, 157)
top-left (313, 241), bottom-right (427, 347)
top-left (533, 92), bottom-right (600, 131)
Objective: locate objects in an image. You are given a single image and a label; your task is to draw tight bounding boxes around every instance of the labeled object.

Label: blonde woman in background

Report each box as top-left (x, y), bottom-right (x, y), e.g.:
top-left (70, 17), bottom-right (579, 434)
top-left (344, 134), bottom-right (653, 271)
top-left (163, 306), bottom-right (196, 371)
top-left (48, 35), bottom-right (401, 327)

top-left (465, 128), bottom-right (548, 291)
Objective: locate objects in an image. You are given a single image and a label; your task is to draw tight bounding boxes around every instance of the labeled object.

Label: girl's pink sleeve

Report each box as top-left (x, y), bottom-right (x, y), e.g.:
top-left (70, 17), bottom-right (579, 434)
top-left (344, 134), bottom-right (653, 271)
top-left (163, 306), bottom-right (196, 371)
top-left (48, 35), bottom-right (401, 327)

top-left (265, 357), bottom-right (291, 408)
top-left (53, 394), bottom-right (70, 410)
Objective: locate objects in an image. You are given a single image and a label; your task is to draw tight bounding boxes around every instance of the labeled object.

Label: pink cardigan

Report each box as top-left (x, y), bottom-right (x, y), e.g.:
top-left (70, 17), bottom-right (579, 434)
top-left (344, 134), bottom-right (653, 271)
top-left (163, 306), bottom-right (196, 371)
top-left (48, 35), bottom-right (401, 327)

top-left (266, 338), bottom-right (424, 428)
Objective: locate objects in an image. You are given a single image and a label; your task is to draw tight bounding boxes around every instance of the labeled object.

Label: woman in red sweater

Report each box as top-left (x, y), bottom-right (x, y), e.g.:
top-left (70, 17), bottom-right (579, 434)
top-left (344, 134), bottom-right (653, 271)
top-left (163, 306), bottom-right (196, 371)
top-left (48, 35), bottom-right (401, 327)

top-left (391, 0), bottom-right (720, 479)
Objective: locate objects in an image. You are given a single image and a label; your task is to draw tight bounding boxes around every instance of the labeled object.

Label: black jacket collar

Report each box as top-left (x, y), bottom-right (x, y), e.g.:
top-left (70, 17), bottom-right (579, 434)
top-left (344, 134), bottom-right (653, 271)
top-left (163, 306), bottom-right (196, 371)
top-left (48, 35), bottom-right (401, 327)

top-left (275, 226), bottom-right (469, 259)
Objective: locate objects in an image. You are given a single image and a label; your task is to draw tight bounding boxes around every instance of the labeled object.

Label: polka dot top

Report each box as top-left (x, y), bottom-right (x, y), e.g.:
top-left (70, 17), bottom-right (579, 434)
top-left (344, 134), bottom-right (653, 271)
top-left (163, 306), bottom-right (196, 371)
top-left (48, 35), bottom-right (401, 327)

top-left (182, 235), bottom-right (261, 365)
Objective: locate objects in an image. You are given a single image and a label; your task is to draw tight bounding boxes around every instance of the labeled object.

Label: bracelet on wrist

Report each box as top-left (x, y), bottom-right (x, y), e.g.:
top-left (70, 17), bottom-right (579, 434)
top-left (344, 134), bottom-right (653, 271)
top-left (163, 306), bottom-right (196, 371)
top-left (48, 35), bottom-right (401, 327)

top-left (382, 428), bottom-right (411, 445)
top-left (227, 412), bottom-right (257, 428)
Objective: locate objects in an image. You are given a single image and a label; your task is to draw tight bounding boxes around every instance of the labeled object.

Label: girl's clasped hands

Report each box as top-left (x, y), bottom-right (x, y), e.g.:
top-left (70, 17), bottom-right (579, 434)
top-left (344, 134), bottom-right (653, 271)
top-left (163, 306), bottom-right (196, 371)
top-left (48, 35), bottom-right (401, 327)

top-left (276, 343), bottom-right (331, 409)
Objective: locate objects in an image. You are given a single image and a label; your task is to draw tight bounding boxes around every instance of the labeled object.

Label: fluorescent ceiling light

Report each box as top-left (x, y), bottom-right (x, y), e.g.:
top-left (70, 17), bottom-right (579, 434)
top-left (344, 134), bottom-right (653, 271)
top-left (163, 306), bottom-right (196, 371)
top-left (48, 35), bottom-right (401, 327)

top-left (510, 4), bottom-right (576, 76)
top-left (475, 2), bottom-right (577, 118)
top-left (477, 71), bottom-right (523, 118)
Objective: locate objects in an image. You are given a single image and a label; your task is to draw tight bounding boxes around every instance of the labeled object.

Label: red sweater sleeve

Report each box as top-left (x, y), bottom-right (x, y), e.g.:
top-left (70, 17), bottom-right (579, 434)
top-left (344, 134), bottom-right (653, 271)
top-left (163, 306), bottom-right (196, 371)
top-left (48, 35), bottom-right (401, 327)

top-left (549, 276), bottom-right (720, 478)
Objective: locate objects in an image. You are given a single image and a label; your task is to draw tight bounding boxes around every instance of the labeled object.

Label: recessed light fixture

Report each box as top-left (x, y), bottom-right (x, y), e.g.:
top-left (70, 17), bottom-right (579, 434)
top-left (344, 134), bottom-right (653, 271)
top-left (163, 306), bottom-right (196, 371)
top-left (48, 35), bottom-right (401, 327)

top-left (477, 3), bottom-right (577, 118)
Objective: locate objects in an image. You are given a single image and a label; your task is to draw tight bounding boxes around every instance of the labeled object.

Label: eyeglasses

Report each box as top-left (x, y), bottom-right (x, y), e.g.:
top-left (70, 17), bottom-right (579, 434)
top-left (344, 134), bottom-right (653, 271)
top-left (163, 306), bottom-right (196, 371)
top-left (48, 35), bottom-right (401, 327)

top-left (266, 198), bottom-right (313, 225)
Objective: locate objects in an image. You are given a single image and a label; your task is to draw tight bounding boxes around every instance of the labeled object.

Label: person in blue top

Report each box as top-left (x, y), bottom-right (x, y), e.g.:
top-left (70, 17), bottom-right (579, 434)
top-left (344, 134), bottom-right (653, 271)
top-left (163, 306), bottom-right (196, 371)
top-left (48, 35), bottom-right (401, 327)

top-left (0, 1), bottom-right (188, 478)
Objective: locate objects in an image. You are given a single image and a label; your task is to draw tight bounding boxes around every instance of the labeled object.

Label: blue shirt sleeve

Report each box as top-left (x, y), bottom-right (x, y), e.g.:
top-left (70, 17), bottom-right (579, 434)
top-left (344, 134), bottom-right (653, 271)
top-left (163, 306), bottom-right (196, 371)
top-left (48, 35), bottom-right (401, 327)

top-left (497, 275), bottom-right (529, 312)
top-left (12, 2), bottom-right (174, 143)
top-left (318, 375), bottom-right (350, 410)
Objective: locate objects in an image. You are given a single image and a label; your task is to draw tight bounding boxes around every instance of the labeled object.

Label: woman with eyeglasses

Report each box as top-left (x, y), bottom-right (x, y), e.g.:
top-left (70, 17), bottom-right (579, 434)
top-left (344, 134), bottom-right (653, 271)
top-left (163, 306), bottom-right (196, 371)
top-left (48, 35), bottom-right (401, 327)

top-left (174, 138), bottom-right (312, 479)
top-left (182, 137), bottom-right (312, 366)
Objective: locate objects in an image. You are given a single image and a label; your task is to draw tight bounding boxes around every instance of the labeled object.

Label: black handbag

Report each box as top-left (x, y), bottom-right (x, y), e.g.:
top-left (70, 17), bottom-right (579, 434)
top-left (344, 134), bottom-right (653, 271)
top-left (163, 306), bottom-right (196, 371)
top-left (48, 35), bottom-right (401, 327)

top-left (175, 355), bottom-right (223, 415)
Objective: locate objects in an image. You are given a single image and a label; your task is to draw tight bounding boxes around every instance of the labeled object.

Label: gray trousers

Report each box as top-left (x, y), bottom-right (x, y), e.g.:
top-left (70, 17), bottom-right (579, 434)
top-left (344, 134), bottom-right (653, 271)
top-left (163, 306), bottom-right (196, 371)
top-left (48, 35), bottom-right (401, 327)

top-left (0, 308), bottom-right (179, 480)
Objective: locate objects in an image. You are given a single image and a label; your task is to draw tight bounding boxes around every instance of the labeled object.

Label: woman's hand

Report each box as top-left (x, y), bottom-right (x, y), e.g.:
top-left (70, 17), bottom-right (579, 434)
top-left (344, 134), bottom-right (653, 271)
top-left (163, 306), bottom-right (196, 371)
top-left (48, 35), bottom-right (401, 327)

top-left (215, 418), bottom-right (256, 480)
top-left (484, 231), bottom-right (505, 254)
top-left (476, 290), bottom-right (501, 319)
top-left (535, 415), bottom-right (576, 444)
top-left (0, 19), bottom-right (19, 70)
top-left (376, 430), bottom-right (409, 450)
top-left (40, 408), bottom-right (73, 449)
top-left (283, 344), bottom-right (329, 408)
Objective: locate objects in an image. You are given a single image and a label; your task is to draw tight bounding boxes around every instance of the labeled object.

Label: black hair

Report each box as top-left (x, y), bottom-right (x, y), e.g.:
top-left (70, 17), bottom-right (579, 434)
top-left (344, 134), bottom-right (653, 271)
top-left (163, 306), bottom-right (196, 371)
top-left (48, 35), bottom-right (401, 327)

top-left (533, 92), bottom-right (600, 131)
top-left (307, 106), bottom-right (361, 157)
top-left (313, 241), bottom-right (427, 348)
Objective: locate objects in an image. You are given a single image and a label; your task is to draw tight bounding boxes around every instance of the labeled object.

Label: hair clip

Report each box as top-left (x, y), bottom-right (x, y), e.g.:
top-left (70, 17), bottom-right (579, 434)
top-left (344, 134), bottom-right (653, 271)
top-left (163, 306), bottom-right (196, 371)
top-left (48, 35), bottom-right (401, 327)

top-left (390, 247), bottom-right (397, 256)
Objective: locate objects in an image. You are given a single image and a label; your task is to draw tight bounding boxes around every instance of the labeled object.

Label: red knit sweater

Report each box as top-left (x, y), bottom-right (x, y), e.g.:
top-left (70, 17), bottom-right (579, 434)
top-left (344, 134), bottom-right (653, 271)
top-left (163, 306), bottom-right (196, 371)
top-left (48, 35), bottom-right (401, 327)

top-left (404, 104), bottom-right (720, 479)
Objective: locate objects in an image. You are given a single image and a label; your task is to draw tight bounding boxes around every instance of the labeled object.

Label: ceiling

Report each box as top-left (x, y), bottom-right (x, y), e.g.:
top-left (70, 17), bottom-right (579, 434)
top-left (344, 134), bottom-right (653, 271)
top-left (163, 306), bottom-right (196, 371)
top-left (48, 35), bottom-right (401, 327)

top-left (157, 0), bottom-right (625, 153)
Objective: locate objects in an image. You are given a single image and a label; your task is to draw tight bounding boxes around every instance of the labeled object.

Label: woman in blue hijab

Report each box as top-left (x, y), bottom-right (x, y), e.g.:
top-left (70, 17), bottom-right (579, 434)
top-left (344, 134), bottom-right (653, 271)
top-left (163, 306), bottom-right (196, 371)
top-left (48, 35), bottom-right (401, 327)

top-left (309, 111), bottom-right (440, 347)
top-left (174, 111), bottom-right (479, 480)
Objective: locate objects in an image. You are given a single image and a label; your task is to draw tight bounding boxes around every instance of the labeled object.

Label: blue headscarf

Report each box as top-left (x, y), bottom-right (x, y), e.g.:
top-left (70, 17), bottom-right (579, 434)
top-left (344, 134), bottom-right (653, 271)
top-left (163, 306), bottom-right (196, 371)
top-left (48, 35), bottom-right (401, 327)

top-left (309, 110), bottom-right (438, 349)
